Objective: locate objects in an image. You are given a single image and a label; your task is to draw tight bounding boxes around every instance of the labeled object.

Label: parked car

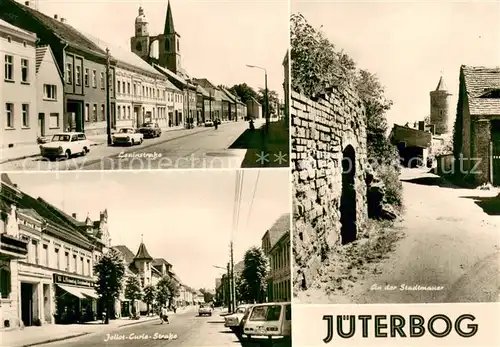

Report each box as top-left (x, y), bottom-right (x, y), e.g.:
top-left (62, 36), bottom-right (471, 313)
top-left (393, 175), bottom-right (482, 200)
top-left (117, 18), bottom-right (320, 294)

top-left (39, 132), bottom-right (91, 160)
top-left (224, 304), bottom-right (253, 334)
top-left (112, 127), bottom-right (143, 146)
top-left (241, 302), bottom-right (291, 342)
top-left (204, 119), bottom-right (214, 127)
top-left (198, 304), bottom-right (213, 316)
top-left (138, 122), bottom-right (161, 138)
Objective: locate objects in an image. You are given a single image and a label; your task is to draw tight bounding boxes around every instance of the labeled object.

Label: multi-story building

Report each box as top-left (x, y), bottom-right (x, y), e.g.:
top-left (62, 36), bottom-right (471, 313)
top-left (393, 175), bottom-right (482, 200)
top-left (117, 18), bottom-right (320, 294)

top-left (247, 97), bottom-right (262, 120)
top-left (0, 0), bottom-right (115, 136)
top-left (193, 78), bottom-right (223, 121)
top-left (36, 45), bottom-right (64, 138)
top-left (262, 214), bottom-right (291, 302)
top-left (0, 19), bottom-right (37, 148)
top-left (0, 174), bottom-right (109, 327)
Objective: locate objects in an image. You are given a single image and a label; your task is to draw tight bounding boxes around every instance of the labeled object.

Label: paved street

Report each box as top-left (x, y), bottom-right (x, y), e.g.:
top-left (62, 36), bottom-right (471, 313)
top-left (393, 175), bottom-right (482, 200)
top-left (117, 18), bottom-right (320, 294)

top-left (36, 309), bottom-right (289, 347)
top-left (1, 121), bottom-right (254, 171)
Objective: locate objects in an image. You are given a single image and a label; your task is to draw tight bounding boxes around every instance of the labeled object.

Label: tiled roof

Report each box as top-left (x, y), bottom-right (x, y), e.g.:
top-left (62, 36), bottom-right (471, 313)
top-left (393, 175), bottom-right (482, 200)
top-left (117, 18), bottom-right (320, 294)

top-left (35, 46), bottom-right (48, 73)
top-left (222, 88), bottom-right (238, 102)
top-left (21, 4), bottom-right (106, 56)
top-left (0, 18), bottom-right (36, 38)
top-left (154, 64), bottom-right (186, 88)
top-left (196, 85), bottom-right (210, 97)
top-left (193, 78), bottom-right (216, 90)
top-left (435, 76), bottom-right (448, 91)
top-left (153, 257), bottom-right (171, 266)
top-left (113, 245), bottom-right (136, 265)
top-left (462, 66), bottom-right (500, 116)
top-left (37, 197), bottom-right (85, 226)
top-left (134, 242), bottom-right (153, 260)
top-left (267, 214), bottom-right (290, 249)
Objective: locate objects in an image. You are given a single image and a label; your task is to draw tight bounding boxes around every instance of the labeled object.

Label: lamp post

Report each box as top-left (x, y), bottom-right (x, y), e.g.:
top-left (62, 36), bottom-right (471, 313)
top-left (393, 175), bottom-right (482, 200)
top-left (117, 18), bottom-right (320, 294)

top-left (213, 265), bottom-right (231, 311)
top-left (246, 64), bottom-right (269, 131)
top-left (105, 48), bottom-right (112, 145)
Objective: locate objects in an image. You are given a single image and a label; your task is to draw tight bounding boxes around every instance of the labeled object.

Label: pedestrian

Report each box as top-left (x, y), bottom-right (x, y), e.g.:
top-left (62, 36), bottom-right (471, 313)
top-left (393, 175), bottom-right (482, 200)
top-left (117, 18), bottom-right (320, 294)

top-left (161, 306), bottom-right (169, 324)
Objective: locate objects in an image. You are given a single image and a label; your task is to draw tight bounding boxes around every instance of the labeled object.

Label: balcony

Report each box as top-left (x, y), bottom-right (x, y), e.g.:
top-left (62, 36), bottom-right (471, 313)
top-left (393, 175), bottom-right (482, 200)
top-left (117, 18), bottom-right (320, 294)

top-left (0, 233), bottom-right (28, 259)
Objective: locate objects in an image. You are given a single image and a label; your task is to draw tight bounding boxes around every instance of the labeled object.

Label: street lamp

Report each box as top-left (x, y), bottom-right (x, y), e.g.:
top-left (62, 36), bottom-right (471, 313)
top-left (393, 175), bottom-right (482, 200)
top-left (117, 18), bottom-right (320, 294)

top-left (213, 264), bottom-right (233, 312)
top-left (105, 48), bottom-right (112, 146)
top-left (246, 64), bottom-right (269, 130)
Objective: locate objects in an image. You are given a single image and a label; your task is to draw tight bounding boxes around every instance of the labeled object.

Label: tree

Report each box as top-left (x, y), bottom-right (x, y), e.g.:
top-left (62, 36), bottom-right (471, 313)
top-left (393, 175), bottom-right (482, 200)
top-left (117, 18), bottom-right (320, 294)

top-left (228, 83), bottom-right (258, 104)
top-left (199, 288), bottom-right (214, 303)
top-left (240, 247), bottom-right (268, 303)
top-left (256, 88), bottom-right (280, 116)
top-left (143, 285), bottom-right (156, 316)
top-left (156, 276), bottom-right (179, 308)
top-left (124, 275), bottom-right (142, 317)
top-left (235, 275), bottom-right (249, 303)
top-left (94, 248), bottom-right (126, 324)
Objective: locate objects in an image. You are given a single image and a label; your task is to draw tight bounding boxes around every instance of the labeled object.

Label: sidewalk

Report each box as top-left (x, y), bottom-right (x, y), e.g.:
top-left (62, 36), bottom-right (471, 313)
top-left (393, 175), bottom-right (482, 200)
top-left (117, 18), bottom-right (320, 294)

top-left (1, 315), bottom-right (159, 347)
top-left (0, 125), bottom-right (210, 165)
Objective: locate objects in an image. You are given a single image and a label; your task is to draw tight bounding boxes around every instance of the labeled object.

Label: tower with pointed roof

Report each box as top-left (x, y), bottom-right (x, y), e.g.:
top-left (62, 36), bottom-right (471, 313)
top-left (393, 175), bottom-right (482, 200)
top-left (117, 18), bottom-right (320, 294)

top-left (430, 76), bottom-right (452, 135)
top-left (130, 6), bottom-right (151, 61)
top-left (157, 0), bottom-right (181, 73)
top-left (133, 239), bottom-right (153, 288)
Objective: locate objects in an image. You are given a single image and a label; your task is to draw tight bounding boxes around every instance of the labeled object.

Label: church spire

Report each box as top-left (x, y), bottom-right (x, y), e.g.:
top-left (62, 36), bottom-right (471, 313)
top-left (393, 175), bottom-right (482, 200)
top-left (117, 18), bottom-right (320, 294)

top-left (164, 0), bottom-right (175, 34)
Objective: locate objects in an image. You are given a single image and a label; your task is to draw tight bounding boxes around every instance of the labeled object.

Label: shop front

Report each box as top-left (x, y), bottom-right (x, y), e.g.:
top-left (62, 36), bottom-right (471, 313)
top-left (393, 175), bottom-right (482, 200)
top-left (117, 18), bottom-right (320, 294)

top-left (53, 274), bottom-right (99, 324)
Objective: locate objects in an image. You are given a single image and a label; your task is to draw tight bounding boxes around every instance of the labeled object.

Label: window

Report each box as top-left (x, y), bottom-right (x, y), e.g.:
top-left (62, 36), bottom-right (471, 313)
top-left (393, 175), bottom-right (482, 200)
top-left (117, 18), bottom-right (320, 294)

top-left (43, 84), bottom-right (57, 100)
top-left (84, 67), bottom-right (89, 87)
top-left (87, 259), bottom-right (91, 276)
top-left (133, 84), bottom-right (137, 96)
top-left (117, 80), bottom-right (121, 93)
top-left (100, 71), bottom-right (105, 89)
top-left (4, 55), bottom-right (13, 80)
top-left (73, 254), bottom-right (77, 273)
top-left (21, 104), bottom-right (29, 127)
top-left (101, 104), bottom-right (105, 121)
top-left (31, 239), bottom-right (39, 264)
top-left (6, 103), bottom-right (14, 128)
top-left (80, 257), bottom-right (84, 275)
top-left (92, 104), bottom-right (97, 122)
top-left (0, 266), bottom-right (10, 299)
top-left (21, 58), bottom-right (29, 83)
top-left (128, 106), bottom-right (131, 119)
top-left (91, 70), bottom-right (96, 87)
top-left (77, 133), bottom-right (86, 140)
top-left (127, 82), bottom-right (130, 94)
top-left (75, 65), bottom-right (81, 85)
top-left (66, 62), bottom-right (72, 84)
top-left (117, 106), bottom-right (121, 120)
top-left (43, 244), bottom-right (49, 267)
top-left (65, 252), bottom-right (69, 271)
top-left (55, 248), bottom-right (60, 269)
top-left (85, 104), bottom-right (89, 122)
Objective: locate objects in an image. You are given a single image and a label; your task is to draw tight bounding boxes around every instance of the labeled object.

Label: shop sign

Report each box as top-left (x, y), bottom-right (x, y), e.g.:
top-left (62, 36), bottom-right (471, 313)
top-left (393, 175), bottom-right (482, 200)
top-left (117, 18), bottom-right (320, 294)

top-left (53, 274), bottom-right (95, 288)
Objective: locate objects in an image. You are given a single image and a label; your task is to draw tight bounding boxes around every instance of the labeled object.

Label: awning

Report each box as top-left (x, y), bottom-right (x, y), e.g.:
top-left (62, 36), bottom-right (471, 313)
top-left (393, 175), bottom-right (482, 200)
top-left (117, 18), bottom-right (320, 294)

top-left (57, 284), bottom-right (86, 299)
top-left (80, 287), bottom-right (99, 299)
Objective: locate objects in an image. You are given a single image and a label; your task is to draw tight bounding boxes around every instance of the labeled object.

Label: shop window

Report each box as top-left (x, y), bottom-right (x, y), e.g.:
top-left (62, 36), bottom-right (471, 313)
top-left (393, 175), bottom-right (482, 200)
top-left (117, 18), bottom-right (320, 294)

top-left (0, 266), bottom-right (11, 299)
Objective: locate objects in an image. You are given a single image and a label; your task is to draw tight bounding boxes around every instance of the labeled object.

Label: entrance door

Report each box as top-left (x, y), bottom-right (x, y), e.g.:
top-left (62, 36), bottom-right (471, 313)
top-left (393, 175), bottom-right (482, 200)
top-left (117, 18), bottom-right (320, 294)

top-left (340, 145), bottom-right (357, 244)
top-left (38, 113), bottom-right (45, 137)
top-left (492, 120), bottom-right (500, 186)
top-left (21, 283), bottom-right (34, 326)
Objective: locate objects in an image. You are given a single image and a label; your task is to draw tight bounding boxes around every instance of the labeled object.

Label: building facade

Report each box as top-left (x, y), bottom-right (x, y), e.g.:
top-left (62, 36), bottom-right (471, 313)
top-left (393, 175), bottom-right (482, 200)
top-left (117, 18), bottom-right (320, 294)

top-left (246, 97), bottom-right (262, 120)
top-left (262, 214), bottom-right (291, 302)
top-left (0, 19), bottom-right (37, 148)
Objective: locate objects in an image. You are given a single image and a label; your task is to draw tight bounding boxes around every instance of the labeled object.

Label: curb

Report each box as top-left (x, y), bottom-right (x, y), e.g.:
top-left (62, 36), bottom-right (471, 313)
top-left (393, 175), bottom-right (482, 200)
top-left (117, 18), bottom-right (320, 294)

top-left (20, 332), bottom-right (90, 347)
top-left (118, 317), bottom-right (159, 328)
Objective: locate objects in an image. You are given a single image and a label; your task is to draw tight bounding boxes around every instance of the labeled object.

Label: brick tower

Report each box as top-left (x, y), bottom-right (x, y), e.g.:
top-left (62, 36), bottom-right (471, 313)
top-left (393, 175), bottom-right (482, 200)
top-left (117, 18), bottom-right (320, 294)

top-left (430, 76), bottom-right (452, 135)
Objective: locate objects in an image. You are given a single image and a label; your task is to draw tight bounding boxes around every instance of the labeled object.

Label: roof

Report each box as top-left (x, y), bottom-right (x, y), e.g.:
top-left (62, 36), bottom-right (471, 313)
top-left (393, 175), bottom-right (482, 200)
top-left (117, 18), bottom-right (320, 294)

top-left (196, 85), bottom-right (210, 97)
top-left (222, 88), bottom-right (238, 102)
top-left (164, 1), bottom-right (175, 35)
top-left (234, 260), bottom-right (244, 275)
top-left (193, 78), bottom-right (217, 90)
top-left (389, 124), bottom-right (432, 148)
top-left (266, 214), bottom-right (290, 249)
top-left (134, 242), bottom-right (153, 260)
top-left (0, 18), bottom-right (36, 39)
top-left (153, 258), bottom-right (171, 266)
top-left (215, 89), bottom-right (232, 102)
top-left (435, 76), bottom-right (448, 91)
top-left (20, 4), bottom-right (106, 56)
top-left (113, 245), bottom-right (136, 264)
top-left (247, 97), bottom-right (261, 105)
top-left (35, 46), bottom-right (48, 73)
top-left (462, 66), bottom-right (500, 116)
top-left (1, 173), bottom-right (14, 187)
top-left (154, 64), bottom-right (186, 87)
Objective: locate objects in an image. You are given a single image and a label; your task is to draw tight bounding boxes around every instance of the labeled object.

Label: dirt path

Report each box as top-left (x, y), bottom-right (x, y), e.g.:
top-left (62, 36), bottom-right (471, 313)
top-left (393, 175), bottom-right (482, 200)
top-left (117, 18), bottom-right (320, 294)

top-left (297, 168), bottom-right (500, 304)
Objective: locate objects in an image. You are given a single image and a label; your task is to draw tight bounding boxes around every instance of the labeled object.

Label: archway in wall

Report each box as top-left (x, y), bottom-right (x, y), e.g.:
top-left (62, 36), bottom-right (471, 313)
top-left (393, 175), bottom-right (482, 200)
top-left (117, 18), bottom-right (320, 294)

top-left (340, 145), bottom-right (357, 244)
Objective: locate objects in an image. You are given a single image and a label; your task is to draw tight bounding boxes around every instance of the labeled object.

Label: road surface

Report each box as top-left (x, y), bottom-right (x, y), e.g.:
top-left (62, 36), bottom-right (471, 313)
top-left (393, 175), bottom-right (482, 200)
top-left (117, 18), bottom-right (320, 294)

top-left (1, 121), bottom-right (252, 171)
top-left (39, 309), bottom-right (289, 347)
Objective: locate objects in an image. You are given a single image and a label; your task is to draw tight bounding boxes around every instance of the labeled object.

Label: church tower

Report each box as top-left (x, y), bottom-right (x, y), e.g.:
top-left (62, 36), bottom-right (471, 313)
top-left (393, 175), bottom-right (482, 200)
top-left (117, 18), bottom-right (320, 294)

top-left (130, 6), bottom-right (151, 61)
top-left (158, 1), bottom-right (181, 73)
top-left (133, 239), bottom-right (153, 288)
top-left (430, 76), bottom-right (452, 135)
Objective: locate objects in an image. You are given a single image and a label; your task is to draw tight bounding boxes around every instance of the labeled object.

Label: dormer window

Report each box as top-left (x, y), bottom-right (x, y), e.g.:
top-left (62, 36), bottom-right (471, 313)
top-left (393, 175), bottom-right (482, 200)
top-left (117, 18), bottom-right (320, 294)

top-left (479, 88), bottom-right (500, 99)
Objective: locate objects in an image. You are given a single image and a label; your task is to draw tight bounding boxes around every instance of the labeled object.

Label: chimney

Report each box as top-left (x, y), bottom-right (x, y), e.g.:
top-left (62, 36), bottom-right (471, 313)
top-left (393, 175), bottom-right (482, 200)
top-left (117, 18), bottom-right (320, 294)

top-left (24, 1), bottom-right (30, 6)
top-left (54, 14), bottom-right (58, 20)
top-left (60, 18), bottom-right (66, 23)
top-left (72, 213), bottom-right (77, 219)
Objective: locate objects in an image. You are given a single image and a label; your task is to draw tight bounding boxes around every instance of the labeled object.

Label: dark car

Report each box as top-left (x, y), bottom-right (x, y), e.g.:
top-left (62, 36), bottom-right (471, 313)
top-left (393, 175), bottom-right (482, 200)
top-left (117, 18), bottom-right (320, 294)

top-left (139, 122), bottom-right (161, 138)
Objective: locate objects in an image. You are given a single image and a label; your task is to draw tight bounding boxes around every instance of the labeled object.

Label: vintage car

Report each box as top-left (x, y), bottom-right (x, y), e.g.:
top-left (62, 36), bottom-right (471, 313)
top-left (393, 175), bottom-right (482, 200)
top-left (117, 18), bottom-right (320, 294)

top-left (112, 127), bottom-right (143, 146)
top-left (204, 119), bottom-right (214, 127)
top-left (39, 132), bottom-right (91, 160)
top-left (138, 122), bottom-right (161, 138)
top-left (198, 304), bottom-right (213, 316)
top-left (224, 304), bottom-right (253, 333)
top-left (241, 302), bottom-right (291, 342)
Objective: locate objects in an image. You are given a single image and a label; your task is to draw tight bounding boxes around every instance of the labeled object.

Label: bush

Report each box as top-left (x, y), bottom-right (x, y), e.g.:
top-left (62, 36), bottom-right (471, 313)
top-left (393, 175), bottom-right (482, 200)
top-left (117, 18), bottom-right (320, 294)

top-left (377, 164), bottom-right (403, 209)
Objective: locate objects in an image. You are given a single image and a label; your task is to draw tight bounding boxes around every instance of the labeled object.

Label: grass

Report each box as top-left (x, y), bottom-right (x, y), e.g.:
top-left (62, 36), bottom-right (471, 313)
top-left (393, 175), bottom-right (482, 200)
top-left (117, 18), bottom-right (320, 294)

top-left (229, 120), bottom-right (289, 168)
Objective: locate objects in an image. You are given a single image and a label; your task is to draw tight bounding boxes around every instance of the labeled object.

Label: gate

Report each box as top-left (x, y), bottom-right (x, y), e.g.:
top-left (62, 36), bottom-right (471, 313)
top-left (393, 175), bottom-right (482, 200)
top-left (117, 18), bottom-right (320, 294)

top-left (492, 120), bottom-right (500, 186)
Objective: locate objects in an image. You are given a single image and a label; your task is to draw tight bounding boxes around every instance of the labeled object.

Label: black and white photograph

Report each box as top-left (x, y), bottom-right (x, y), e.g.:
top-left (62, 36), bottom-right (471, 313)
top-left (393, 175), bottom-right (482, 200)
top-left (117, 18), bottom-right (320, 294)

top-left (0, 0), bottom-right (289, 171)
top-left (0, 169), bottom-right (291, 346)
top-left (291, 0), bottom-right (500, 305)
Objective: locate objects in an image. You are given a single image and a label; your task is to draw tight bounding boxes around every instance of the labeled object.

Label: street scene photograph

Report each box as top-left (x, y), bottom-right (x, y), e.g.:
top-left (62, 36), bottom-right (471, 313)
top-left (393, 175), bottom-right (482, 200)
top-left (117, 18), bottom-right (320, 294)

top-left (0, 168), bottom-right (291, 346)
top-left (290, 0), bottom-right (500, 304)
top-left (0, 0), bottom-right (289, 171)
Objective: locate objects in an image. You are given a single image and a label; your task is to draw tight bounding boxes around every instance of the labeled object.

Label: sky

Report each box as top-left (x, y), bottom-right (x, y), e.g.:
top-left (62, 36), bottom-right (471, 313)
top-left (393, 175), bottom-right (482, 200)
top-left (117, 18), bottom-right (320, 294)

top-left (23, 0), bottom-right (288, 100)
top-left (292, 0), bottom-right (500, 129)
top-left (8, 169), bottom-right (290, 290)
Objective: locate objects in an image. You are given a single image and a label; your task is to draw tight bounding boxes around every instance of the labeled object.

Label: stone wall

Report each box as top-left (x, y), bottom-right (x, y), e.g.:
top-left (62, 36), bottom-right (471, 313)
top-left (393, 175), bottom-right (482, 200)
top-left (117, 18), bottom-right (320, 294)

top-left (291, 88), bottom-right (368, 292)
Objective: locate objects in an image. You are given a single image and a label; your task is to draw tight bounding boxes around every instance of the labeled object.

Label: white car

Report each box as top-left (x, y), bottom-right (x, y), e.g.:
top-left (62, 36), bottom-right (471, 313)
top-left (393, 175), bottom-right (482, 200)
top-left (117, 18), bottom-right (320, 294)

top-left (224, 304), bottom-right (253, 332)
top-left (241, 302), bottom-right (291, 341)
top-left (198, 304), bottom-right (213, 316)
top-left (204, 120), bottom-right (214, 127)
top-left (112, 127), bottom-right (143, 146)
top-left (40, 132), bottom-right (91, 160)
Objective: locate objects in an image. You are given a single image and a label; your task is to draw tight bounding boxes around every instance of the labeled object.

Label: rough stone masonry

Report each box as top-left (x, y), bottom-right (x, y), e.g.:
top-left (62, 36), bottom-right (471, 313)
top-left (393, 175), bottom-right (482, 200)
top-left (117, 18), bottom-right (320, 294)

top-left (291, 87), bottom-right (368, 293)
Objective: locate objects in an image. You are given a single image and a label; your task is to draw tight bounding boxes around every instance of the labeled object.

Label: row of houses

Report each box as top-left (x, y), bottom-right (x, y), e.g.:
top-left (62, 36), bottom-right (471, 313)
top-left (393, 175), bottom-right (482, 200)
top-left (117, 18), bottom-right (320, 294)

top-left (0, 0), bottom-right (251, 149)
top-left (0, 173), bottom-right (198, 329)
top-left (215, 213), bottom-right (291, 307)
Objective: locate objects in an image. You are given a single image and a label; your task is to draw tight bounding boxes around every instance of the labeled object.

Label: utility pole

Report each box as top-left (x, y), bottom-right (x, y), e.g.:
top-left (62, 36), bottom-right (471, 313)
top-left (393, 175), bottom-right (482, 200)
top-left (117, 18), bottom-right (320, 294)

top-left (230, 241), bottom-right (236, 311)
top-left (105, 48), bottom-right (112, 145)
top-left (264, 70), bottom-right (269, 131)
top-left (226, 262), bottom-right (231, 312)
top-left (209, 90), bottom-right (212, 121)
